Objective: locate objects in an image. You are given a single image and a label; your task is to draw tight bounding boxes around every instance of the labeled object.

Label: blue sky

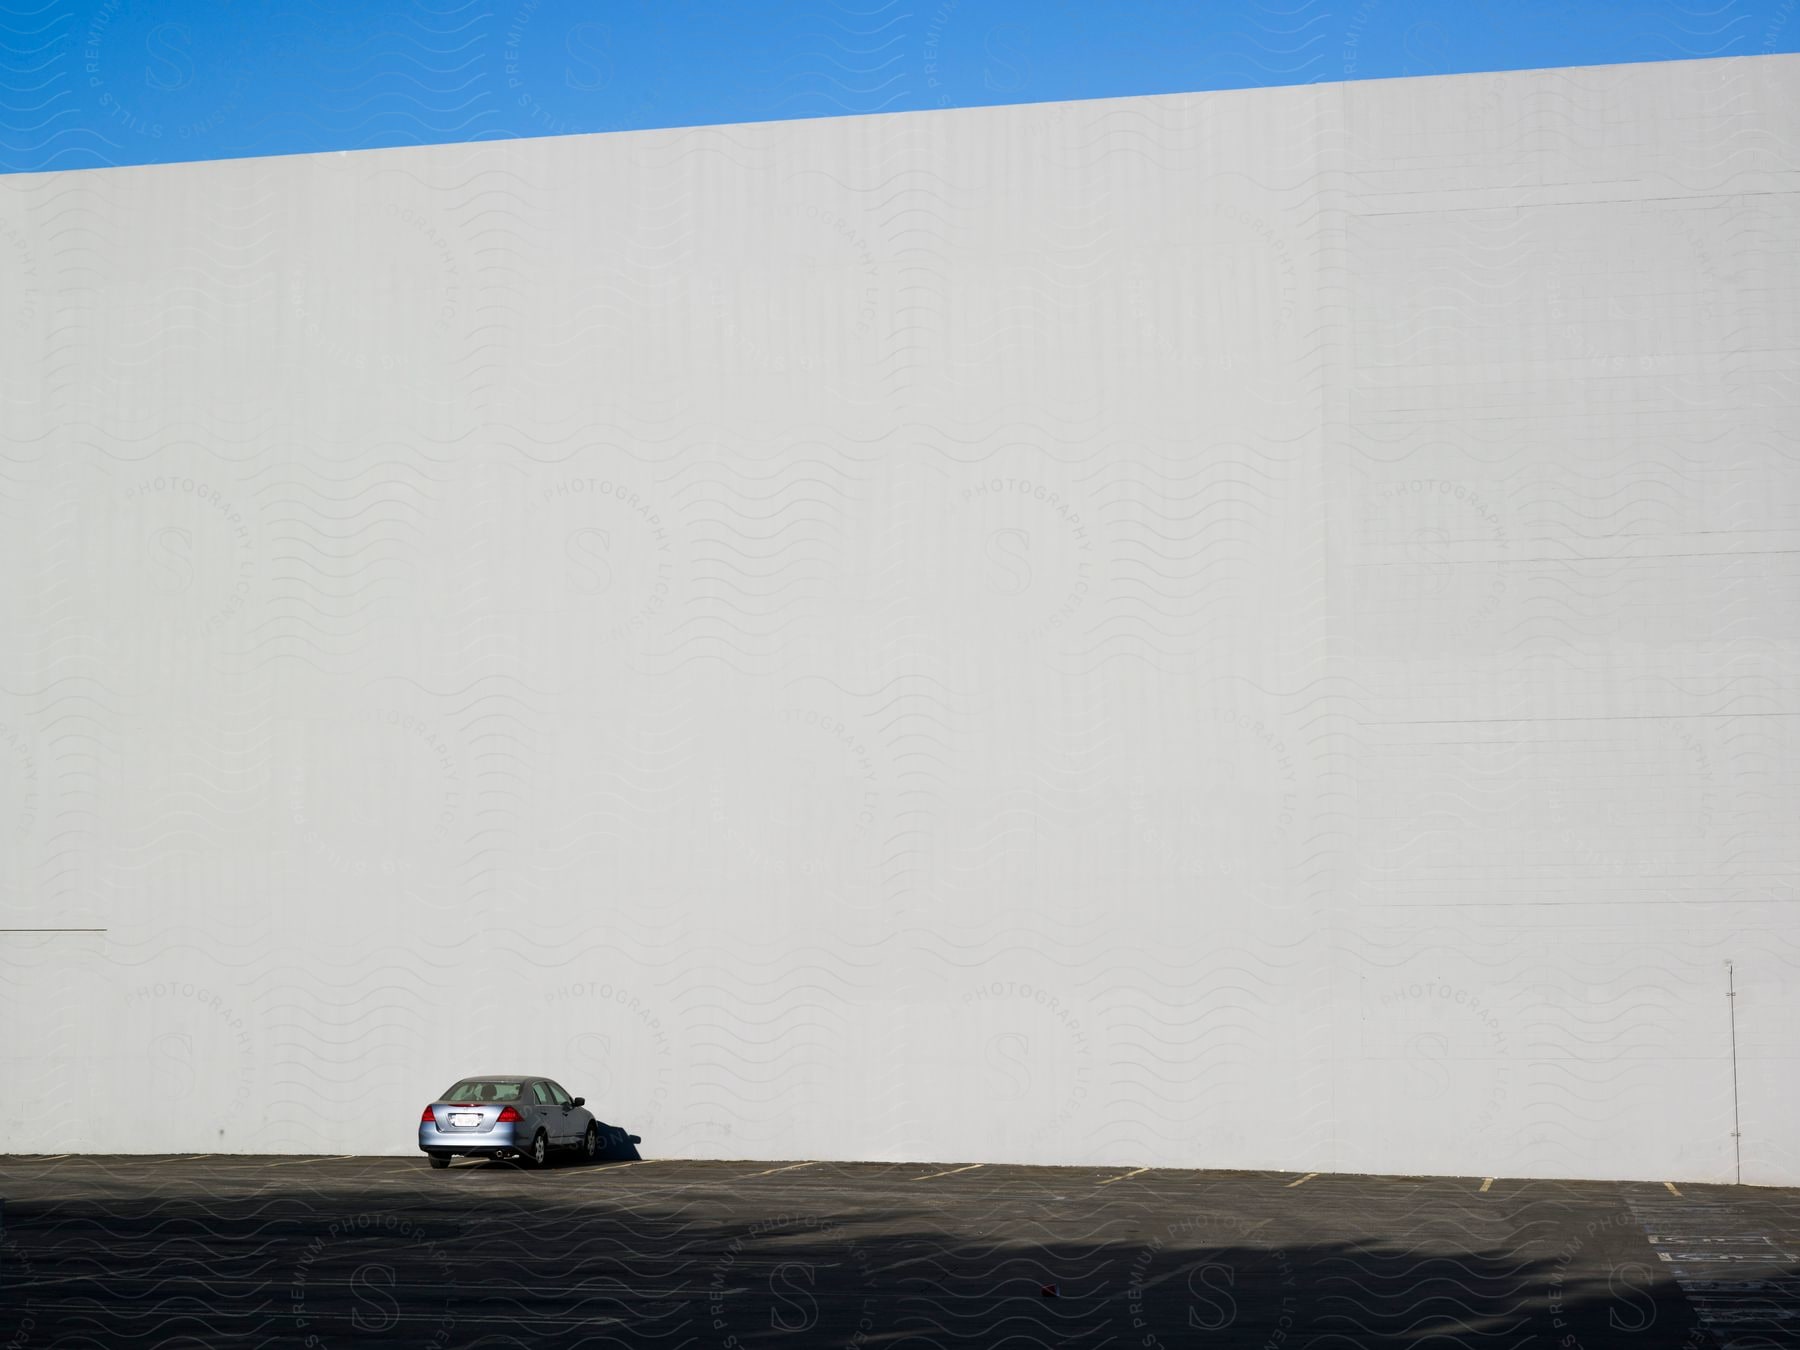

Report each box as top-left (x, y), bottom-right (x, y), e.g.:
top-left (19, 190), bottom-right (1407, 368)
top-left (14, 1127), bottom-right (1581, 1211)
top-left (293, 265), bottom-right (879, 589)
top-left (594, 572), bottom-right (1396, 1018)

top-left (4, 0), bottom-right (1796, 172)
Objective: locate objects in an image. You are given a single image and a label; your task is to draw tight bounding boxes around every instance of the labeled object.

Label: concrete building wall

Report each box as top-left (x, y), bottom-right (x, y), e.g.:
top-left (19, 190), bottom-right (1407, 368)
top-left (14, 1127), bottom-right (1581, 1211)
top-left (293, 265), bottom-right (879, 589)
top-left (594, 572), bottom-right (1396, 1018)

top-left (1, 53), bottom-right (1795, 1182)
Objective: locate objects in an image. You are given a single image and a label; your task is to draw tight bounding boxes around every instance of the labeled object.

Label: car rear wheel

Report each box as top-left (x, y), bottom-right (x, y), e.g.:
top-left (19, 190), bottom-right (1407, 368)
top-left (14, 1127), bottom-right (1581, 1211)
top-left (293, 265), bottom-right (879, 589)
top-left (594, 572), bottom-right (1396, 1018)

top-left (428, 1153), bottom-right (450, 1169)
top-left (528, 1130), bottom-right (549, 1167)
top-left (581, 1123), bottom-right (599, 1162)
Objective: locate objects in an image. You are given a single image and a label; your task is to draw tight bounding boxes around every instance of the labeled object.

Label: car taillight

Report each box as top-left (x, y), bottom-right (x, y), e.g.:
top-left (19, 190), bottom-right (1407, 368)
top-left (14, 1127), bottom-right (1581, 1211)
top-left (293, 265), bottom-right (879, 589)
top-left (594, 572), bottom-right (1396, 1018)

top-left (496, 1105), bottom-right (521, 1122)
top-left (421, 1105), bottom-right (437, 1123)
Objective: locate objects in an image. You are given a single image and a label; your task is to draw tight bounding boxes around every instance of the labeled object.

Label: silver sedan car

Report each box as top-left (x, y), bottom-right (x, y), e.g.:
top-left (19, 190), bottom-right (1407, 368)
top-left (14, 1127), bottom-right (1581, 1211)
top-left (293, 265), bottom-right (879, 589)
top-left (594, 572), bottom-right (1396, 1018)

top-left (418, 1075), bottom-right (601, 1168)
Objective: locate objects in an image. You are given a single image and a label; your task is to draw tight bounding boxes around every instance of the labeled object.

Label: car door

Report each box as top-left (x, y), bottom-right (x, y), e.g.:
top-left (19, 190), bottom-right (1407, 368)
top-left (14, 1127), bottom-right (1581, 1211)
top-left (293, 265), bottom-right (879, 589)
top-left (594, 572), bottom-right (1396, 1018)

top-left (546, 1080), bottom-right (589, 1142)
top-left (529, 1081), bottom-right (559, 1142)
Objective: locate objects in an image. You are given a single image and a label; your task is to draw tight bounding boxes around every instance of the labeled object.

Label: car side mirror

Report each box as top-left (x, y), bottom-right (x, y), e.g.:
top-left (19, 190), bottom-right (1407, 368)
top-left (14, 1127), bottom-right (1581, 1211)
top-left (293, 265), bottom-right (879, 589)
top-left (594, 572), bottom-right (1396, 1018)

top-left (572, 1097), bottom-right (585, 1107)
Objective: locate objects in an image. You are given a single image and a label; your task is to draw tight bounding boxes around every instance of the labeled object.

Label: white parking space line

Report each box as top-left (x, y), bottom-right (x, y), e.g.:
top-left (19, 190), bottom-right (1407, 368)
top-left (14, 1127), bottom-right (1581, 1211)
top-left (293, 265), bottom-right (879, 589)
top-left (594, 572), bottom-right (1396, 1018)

top-left (16, 1301), bottom-right (638, 1328)
top-left (580, 1160), bottom-right (657, 1173)
top-left (1480, 1178), bottom-right (1495, 1192)
top-left (1098, 1167), bottom-right (1149, 1187)
top-left (1665, 1181), bottom-right (1683, 1196)
top-left (1286, 1172), bottom-right (1319, 1188)
top-left (867, 1253), bottom-right (939, 1275)
top-left (914, 1164), bottom-right (984, 1181)
top-left (746, 1161), bottom-right (819, 1178)
top-left (264, 1155), bottom-right (359, 1167)
top-left (9, 1277), bottom-right (746, 1298)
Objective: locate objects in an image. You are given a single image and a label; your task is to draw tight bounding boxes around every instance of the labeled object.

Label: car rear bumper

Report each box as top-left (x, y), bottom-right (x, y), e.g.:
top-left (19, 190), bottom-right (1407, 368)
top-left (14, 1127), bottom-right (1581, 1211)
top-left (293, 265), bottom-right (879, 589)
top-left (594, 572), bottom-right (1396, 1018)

top-left (418, 1121), bottom-right (527, 1154)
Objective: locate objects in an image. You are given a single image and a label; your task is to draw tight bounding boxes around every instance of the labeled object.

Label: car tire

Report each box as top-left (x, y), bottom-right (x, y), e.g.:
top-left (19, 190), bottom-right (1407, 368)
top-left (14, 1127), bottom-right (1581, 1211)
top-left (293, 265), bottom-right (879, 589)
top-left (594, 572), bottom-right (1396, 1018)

top-left (528, 1130), bottom-right (549, 1167)
top-left (581, 1123), bottom-right (599, 1163)
top-left (428, 1153), bottom-right (451, 1169)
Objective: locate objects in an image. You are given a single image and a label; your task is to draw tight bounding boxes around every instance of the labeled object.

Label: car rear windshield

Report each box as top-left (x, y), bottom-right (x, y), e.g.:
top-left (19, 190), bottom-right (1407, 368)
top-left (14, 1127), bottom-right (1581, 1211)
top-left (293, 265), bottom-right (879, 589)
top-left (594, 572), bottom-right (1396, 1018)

top-left (441, 1081), bottom-right (528, 1103)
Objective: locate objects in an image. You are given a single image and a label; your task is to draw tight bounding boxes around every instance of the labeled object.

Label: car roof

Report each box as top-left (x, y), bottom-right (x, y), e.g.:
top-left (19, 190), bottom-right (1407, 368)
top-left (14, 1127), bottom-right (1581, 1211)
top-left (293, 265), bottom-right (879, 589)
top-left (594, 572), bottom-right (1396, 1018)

top-left (451, 1074), bottom-right (555, 1081)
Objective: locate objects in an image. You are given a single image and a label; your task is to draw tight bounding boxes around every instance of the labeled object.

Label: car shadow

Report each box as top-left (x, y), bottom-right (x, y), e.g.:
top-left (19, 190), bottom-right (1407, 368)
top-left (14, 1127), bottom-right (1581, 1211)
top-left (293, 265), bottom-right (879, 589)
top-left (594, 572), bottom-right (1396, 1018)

top-left (464, 1121), bottom-right (643, 1169)
top-left (593, 1121), bottom-right (643, 1162)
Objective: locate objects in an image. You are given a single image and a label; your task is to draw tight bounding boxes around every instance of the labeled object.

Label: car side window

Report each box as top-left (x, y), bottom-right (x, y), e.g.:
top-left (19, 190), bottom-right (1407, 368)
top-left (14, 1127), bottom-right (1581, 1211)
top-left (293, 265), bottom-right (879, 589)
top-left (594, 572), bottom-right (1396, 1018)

top-left (530, 1082), bottom-right (552, 1105)
top-left (547, 1082), bottom-right (572, 1107)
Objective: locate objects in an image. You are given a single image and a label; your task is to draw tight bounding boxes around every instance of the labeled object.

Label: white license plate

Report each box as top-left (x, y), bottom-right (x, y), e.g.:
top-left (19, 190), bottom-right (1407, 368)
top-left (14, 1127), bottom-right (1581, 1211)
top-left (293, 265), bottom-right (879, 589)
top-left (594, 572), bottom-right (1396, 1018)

top-left (450, 1113), bottom-right (481, 1127)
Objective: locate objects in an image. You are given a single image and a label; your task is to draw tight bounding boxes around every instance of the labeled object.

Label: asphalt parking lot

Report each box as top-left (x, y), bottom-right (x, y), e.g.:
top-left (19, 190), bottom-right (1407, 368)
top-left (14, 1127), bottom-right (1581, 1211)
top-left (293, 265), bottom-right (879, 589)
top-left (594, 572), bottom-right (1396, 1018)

top-left (1, 1155), bottom-right (1797, 1349)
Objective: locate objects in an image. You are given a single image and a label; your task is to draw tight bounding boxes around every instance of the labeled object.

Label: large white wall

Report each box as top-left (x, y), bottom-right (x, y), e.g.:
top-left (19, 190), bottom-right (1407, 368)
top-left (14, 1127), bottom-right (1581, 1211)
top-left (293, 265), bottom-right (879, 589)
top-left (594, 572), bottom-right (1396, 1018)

top-left (1, 54), bottom-right (1796, 1183)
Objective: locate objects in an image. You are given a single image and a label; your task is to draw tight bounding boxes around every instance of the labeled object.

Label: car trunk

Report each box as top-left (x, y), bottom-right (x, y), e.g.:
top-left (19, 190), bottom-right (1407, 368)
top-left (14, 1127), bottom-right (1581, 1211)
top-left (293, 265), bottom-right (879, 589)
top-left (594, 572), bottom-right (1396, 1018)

top-left (429, 1102), bottom-right (509, 1133)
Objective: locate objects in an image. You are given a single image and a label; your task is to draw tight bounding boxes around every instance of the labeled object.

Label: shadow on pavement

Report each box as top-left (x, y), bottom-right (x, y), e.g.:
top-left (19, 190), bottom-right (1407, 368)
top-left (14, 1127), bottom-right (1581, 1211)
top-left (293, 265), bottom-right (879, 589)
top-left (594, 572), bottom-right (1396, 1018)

top-left (0, 1163), bottom-right (1789, 1348)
